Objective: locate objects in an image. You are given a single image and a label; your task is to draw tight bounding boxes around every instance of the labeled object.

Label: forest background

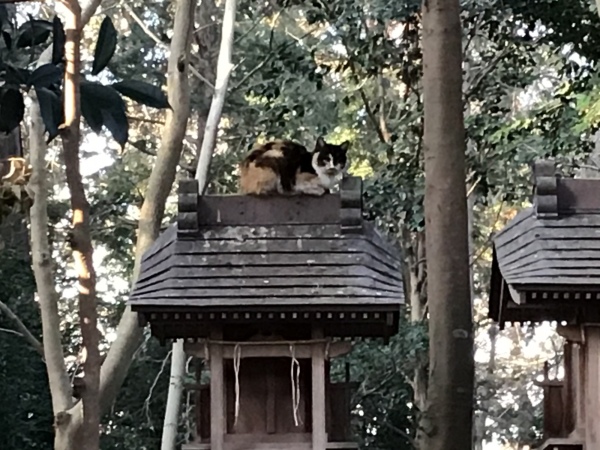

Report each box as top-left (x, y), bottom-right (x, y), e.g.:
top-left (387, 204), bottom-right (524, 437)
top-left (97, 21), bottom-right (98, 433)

top-left (1, 0), bottom-right (599, 449)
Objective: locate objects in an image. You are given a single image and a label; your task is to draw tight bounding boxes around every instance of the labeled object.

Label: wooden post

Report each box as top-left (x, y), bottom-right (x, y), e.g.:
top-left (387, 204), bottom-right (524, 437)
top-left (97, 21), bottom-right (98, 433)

top-left (312, 327), bottom-right (326, 450)
top-left (210, 328), bottom-right (224, 450)
top-left (585, 326), bottom-right (600, 448)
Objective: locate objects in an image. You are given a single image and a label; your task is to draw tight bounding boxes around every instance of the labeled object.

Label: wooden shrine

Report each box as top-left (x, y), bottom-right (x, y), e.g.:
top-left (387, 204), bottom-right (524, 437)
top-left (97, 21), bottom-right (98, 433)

top-left (489, 160), bottom-right (600, 450)
top-left (128, 176), bottom-right (404, 450)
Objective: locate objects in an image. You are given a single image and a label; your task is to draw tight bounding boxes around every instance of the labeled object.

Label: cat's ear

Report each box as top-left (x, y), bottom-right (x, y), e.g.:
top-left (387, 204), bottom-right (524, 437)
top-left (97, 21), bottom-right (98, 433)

top-left (339, 141), bottom-right (350, 152)
top-left (316, 136), bottom-right (326, 149)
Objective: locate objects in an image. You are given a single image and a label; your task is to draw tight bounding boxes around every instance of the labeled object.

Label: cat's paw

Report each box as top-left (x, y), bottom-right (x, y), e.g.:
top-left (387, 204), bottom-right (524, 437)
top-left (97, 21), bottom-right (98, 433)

top-left (304, 185), bottom-right (326, 196)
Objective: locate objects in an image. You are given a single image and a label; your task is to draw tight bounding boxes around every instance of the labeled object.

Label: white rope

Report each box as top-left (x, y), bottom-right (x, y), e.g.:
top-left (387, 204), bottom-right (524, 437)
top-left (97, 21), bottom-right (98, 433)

top-left (289, 344), bottom-right (302, 427)
top-left (233, 343), bottom-right (242, 426)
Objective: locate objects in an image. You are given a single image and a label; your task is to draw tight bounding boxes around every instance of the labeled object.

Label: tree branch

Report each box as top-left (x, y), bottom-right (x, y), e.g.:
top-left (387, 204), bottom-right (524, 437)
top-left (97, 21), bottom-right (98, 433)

top-left (29, 48), bottom-right (74, 415)
top-left (123, 2), bottom-right (214, 90)
top-left (0, 299), bottom-right (44, 356)
top-left (94, 0), bottom-right (197, 417)
top-left (194, 0), bottom-right (237, 191)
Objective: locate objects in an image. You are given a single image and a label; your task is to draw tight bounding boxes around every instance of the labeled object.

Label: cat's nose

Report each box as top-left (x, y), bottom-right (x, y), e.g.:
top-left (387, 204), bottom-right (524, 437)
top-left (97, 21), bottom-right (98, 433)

top-left (326, 168), bottom-right (337, 175)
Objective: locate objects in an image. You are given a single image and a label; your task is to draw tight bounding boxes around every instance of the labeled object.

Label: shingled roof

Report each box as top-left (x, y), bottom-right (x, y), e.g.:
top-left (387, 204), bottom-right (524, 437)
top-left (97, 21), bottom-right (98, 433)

top-left (490, 160), bottom-right (600, 326)
top-left (129, 177), bottom-right (404, 341)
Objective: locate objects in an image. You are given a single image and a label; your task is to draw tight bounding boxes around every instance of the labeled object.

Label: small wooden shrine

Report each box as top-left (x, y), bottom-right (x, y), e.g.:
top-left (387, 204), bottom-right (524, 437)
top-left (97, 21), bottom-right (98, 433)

top-left (129, 176), bottom-right (404, 450)
top-left (489, 160), bottom-right (600, 450)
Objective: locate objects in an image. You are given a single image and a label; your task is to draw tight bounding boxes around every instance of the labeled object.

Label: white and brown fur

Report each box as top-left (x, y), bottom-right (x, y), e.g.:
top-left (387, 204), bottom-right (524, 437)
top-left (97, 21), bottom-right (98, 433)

top-left (239, 137), bottom-right (349, 196)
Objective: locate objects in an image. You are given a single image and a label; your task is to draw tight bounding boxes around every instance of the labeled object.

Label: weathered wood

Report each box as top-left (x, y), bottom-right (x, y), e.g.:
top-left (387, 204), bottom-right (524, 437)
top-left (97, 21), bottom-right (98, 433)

top-left (558, 178), bottom-right (600, 214)
top-left (312, 328), bottom-right (327, 450)
top-left (132, 292), bottom-right (402, 304)
top-left (198, 195), bottom-right (342, 226)
top-left (534, 159), bottom-right (558, 218)
top-left (584, 327), bottom-right (600, 449)
top-left (210, 329), bottom-right (224, 450)
top-left (185, 341), bottom-right (352, 359)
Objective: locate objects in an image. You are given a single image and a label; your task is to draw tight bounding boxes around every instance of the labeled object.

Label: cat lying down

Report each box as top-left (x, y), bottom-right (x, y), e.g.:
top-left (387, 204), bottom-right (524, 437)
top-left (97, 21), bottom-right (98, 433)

top-left (239, 137), bottom-right (349, 196)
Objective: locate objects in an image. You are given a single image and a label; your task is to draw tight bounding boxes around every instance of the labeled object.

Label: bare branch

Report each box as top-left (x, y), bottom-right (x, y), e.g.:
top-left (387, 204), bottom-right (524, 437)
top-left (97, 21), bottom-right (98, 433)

top-left (194, 0), bottom-right (237, 191)
top-left (123, 3), bottom-right (215, 90)
top-left (0, 299), bottom-right (44, 356)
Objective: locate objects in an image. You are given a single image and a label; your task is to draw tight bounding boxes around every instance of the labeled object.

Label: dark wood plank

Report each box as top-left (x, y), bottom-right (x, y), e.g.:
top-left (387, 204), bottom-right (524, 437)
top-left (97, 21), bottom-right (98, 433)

top-left (558, 178), bottom-right (600, 214)
top-left (197, 194), bottom-right (342, 226)
top-left (198, 224), bottom-right (342, 240)
top-left (129, 296), bottom-right (402, 306)
top-left (132, 285), bottom-right (403, 299)
top-left (133, 276), bottom-right (404, 297)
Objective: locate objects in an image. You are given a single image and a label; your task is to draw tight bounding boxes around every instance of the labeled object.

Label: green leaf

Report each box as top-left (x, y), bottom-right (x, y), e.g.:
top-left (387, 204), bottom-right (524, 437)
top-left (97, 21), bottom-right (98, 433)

top-left (16, 19), bottom-right (52, 48)
top-left (52, 16), bottom-right (65, 65)
top-left (28, 64), bottom-right (62, 89)
top-left (35, 87), bottom-right (63, 143)
top-left (0, 88), bottom-right (24, 133)
top-left (3, 65), bottom-right (30, 86)
top-left (92, 17), bottom-right (117, 76)
top-left (81, 81), bottom-right (128, 146)
top-left (111, 80), bottom-right (170, 109)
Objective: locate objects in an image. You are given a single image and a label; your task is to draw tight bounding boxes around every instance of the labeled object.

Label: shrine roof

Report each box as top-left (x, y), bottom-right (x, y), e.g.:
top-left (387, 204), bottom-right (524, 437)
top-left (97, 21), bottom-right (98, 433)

top-left (490, 160), bottom-right (600, 326)
top-left (128, 177), bottom-right (404, 340)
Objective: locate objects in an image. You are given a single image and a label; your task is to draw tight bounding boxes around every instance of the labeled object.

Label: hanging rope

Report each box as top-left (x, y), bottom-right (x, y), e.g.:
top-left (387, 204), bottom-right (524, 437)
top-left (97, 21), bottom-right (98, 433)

top-left (289, 344), bottom-right (302, 427)
top-left (233, 343), bottom-right (242, 426)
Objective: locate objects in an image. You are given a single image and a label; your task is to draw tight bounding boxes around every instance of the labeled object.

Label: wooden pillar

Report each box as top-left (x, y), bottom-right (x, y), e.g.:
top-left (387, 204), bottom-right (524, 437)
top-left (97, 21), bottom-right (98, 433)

top-left (312, 327), bottom-right (326, 450)
top-left (584, 326), bottom-right (600, 448)
top-left (210, 328), bottom-right (224, 450)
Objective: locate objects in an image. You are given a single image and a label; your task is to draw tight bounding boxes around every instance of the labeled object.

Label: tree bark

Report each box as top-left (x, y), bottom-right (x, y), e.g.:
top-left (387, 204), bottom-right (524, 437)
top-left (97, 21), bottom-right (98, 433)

top-left (61, 2), bottom-right (101, 448)
top-left (418, 0), bottom-right (474, 449)
top-left (29, 47), bottom-right (75, 420)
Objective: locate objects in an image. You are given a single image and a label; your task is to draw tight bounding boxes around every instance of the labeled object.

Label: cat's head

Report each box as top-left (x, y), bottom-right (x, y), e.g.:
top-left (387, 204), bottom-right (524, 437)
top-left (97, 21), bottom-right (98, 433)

top-left (312, 137), bottom-right (349, 176)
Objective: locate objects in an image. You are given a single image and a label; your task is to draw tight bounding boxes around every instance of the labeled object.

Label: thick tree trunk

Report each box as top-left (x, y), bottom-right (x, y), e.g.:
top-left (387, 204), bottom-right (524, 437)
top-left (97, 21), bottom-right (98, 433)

top-left (417, 0), bottom-right (474, 449)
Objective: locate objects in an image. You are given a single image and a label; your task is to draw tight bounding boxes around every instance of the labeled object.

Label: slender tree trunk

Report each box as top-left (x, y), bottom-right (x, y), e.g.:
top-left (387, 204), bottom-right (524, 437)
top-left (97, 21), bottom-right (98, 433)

top-left (61, 2), bottom-right (101, 448)
top-left (162, 0), bottom-right (235, 446)
top-left (194, 0), bottom-right (237, 191)
top-left (417, 0), bottom-right (474, 449)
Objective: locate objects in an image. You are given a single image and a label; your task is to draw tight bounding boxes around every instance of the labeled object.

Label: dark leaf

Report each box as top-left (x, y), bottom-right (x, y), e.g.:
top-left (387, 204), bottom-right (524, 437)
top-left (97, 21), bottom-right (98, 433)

top-left (0, 6), bottom-right (9, 30)
top-left (111, 80), bottom-right (170, 109)
top-left (2, 31), bottom-right (11, 50)
top-left (81, 81), bottom-right (128, 146)
top-left (35, 87), bottom-right (63, 143)
top-left (28, 64), bottom-right (62, 89)
top-left (16, 19), bottom-right (52, 48)
top-left (52, 17), bottom-right (65, 65)
top-left (3, 64), bottom-right (30, 87)
top-left (92, 17), bottom-right (117, 76)
top-left (0, 88), bottom-right (24, 133)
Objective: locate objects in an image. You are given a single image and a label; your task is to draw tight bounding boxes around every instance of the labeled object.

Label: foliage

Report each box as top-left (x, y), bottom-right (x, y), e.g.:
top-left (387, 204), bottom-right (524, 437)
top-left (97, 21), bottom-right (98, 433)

top-left (0, 9), bottom-right (169, 147)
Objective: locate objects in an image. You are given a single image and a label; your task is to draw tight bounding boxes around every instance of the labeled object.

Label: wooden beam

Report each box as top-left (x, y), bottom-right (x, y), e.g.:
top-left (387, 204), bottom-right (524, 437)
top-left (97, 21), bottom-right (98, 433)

top-left (210, 328), bottom-right (224, 450)
top-left (185, 341), bottom-right (353, 360)
top-left (312, 328), bottom-right (327, 450)
top-left (585, 326), bottom-right (600, 450)
top-left (557, 325), bottom-right (584, 344)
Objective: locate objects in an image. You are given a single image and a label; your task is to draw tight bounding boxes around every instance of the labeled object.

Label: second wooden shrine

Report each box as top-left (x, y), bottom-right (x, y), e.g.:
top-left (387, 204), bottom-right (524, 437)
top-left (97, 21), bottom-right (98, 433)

top-left (489, 160), bottom-right (600, 450)
top-left (128, 177), bottom-right (405, 450)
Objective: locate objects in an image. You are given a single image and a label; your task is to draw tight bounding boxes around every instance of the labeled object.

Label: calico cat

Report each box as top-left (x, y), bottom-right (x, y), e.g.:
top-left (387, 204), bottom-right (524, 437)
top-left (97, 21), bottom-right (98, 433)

top-left (239, 137), bottom-right (349, 196)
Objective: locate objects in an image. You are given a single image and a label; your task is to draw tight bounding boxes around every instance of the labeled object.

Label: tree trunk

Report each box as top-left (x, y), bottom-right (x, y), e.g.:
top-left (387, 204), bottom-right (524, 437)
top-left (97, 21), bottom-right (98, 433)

top-left (417, 0), bottom-right (474, 448)
top-left (61, 3), bottom-right (101, 448)
top-left (194, 0), bottom-right (237, 191)
top-left (162, 0), bottom-right (236, 446)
